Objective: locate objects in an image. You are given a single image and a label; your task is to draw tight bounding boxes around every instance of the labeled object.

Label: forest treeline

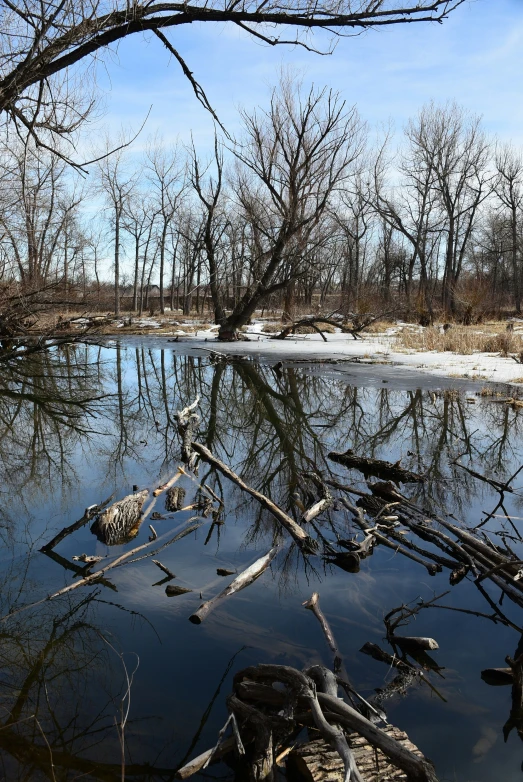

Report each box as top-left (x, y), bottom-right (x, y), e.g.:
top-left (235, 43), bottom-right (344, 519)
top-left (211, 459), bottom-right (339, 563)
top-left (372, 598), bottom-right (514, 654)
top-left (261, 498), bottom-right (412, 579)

top-left (1, 78), bottom-right (521, 338)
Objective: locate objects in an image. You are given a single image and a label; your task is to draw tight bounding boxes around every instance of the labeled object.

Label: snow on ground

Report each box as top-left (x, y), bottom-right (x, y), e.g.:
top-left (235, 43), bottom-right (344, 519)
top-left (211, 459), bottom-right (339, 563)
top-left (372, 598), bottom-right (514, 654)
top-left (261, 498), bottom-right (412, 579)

top-left (181, 329), bottom-right (523, 386)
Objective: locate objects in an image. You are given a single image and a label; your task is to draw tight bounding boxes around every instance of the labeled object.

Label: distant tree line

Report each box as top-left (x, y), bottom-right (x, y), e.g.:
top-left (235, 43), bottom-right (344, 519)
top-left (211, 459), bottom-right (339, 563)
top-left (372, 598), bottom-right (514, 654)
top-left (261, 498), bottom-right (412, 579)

top-left (1, 80), bottom-right (521, 338)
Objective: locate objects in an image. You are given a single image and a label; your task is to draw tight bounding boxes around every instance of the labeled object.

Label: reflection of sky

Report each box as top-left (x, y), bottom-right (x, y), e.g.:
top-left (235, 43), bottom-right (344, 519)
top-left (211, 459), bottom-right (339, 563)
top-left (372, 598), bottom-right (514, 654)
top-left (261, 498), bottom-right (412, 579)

top-left (3, 343), bottom-right (523, 779)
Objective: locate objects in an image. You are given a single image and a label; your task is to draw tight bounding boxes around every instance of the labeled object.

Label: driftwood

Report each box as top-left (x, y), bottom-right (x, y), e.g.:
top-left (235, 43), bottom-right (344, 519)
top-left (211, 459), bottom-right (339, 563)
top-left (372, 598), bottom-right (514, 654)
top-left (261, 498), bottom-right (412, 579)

top-left (153, 470), bottom-right (182, 496)
top-left (192, 442), bottom-right (317, 553)
top-left (189, 547), bottom-right (279, 624)
top-left (303, 592), bottom-right (344, 676)
top-left (288, 727), bottom-right (426, 782)
top-left (329, 450), bottom-right (426, 484)
top-left (90, 490), bottom-right (149, 546)
top-left (166, 585), bottom-right (192, 596)
top-left (1, 518), bottom-right (206, 622)
top-left (40, 495), bottom-right (114, 552)
top-left (175, 737), bottom-right (236, 779)
top-left (152, 560), bottom-right (175, 579)
top-left (302, 474), bottom-right (334, 523)
top-left (166, 486), bottom-right (186, 512)
top-left (390, 637), bottom-right (439, 653)
top-left (481, 667), bottom-right (514, 686)
top-left (270, 314), bottom-right (386, 342)
top-left (503, 653), bottom-right (523, 741)
top-left (232, 665), bottom-right (438, 782)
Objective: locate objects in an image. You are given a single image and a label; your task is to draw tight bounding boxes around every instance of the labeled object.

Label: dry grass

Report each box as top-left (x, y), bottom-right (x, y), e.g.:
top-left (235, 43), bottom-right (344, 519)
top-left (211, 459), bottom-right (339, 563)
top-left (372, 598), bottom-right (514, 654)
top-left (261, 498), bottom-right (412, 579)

top-left (395, 326), bottom-right (523, 356)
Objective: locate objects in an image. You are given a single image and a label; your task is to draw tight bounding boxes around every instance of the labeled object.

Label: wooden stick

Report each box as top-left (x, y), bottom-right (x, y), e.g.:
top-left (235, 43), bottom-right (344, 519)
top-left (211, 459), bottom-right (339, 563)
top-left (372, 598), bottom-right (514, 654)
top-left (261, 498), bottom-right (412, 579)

top-left (153, 470), bottom-right (182, 496)
top-left (189, 547), bottom-right (279, 624)
top-left (303, 592), bottom-right (343, 674)
top-left (40, 494), bottom-right (114, 552)
top-left (175, 737), bottom-right (235, 779)
top-left (152, 560), bottom-right (175, 579)
top-left (192, 442), bottom-right (317, 553)
top-left (1, 519), bottom-right (204, 622)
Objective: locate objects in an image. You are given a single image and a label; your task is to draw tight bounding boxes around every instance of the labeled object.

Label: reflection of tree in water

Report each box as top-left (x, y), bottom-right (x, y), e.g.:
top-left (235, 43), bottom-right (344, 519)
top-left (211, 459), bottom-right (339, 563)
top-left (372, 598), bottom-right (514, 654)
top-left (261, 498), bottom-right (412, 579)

top-left (0, 345), bottom-right (113, 533)
top-left (3, 344), bottom-right (523, 778)
top-left (3, 342), bottom-right (523, 538)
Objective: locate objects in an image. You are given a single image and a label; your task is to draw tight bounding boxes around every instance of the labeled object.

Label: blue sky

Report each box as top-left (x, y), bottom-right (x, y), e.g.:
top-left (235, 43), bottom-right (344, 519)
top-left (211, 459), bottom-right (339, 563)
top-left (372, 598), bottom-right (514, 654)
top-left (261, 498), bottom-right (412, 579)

top-left (93, 0), bottom-right (523, 154)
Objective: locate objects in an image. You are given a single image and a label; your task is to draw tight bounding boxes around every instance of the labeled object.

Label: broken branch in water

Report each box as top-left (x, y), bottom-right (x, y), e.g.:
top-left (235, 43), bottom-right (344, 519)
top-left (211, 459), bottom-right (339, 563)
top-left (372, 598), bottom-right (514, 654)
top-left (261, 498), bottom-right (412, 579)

top-left (191, 442), bottom-right (318, 553)
top-left (301, 473), bottom-right (334, 523)
top-left (153, 470), bottom-right (182, 496)
top-left (152, 560), bottom-right (175, 579)
top-left (40, 494), bottom-right (114, 552)
top-left (189, 547), bottom-right (279, 624)
top-left (1, 518), bottom-right (205, 623)
top-left (303, 592), bottom-right (343, 675)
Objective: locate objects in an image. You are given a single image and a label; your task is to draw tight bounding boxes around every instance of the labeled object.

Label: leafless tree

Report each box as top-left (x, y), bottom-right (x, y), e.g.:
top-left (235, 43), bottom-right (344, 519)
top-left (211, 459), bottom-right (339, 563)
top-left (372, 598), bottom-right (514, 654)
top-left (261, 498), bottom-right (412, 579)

top-left (0, 1), bottom-right (465, 159)
top-left (405, 102), bottom-right (493, 315)
top-left (97, 146), bottom-right (136, 315)
top-left (495, 143), bottom-right (523, 313)
top-left (211, 75), bottom-right (365, 338)
top-left (145, 139), bottom-right (186, 314)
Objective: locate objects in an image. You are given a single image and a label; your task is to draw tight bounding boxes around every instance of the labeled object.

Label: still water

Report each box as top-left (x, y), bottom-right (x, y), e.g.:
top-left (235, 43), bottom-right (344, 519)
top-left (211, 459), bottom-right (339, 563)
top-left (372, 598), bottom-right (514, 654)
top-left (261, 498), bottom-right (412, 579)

top-left (1, 340), bottom-right (523, 781)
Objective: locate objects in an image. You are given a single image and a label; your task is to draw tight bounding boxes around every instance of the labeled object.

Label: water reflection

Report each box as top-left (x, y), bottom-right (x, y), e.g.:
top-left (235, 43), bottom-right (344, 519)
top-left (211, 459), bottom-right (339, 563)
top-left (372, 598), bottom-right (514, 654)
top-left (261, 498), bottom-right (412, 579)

top-left (1, 343), bottom-right (523, 780)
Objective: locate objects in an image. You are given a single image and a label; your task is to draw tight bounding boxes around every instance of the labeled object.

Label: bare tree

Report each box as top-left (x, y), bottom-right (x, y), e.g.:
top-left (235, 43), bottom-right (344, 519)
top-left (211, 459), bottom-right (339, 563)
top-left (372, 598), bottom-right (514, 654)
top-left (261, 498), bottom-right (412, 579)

top-left (495, 143), bottom-right (523, 312)
top-left (97, 147), bottom-right (136, 315)
top-left (405, 102), bottom-right (492, 315)
top-left (211, 76), bottom-right (365, 338)
top-left (145, 140), bottom-right (185, 314)
top-left (0, 1), bottom-right (465, 158)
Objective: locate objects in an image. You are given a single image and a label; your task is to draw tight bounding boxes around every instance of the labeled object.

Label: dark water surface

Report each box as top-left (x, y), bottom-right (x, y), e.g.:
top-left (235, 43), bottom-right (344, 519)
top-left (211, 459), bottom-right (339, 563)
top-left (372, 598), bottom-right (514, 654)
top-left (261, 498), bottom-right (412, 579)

top-left (2, 341), bottom-right (523, 781)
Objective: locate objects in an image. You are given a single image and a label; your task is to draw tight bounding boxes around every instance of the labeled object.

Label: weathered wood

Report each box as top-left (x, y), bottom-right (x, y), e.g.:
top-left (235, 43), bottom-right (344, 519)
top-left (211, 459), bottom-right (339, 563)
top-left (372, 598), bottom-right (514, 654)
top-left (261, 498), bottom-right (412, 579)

top-left (189, 547), bottom-right (279, 624)
top-left (481, 667), bottom-right (514, 686)
top-left (329, 450), bottom-right (425, 484)
top-left (192, 442), bottom-right (317, 553)
top-left (316, 693), bottom-right (438, 782)
top-left (153, 559), bottom-right (175, 578)
top-left (303, 593), bottom-right (344, 675)
top-left (175, 737), bottom-right (236, 779)
top-left (90, 490), bottom-right (149, 545)
top-left (234, 665), bottom-right (438, 782)
top-left (166, 585), bottom-right (192, 596)
top-left (288, 728), bottom-right (426, 782)
top-left (390, 636), bottom-right (439, 653)
top-left (40, 494), bottom-right (114, 551)
top-left (166, 486), bottom-right (186, 512)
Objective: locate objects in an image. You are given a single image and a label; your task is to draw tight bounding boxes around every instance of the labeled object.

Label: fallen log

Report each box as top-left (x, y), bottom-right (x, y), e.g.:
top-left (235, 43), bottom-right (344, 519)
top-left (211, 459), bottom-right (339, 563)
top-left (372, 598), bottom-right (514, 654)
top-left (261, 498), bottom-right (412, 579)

top-left (189, 547), bottom-right (279, 624)
top-left (90, 490), bottom-right (149, 546)
top-left (329, 450), bottom-right (426, 484)
top-left (235, 665), bottom-right (438, 782)
top-left (191, 442), bottom-right (318, 553)
top-left (288, 727), bottom-right (426, 782)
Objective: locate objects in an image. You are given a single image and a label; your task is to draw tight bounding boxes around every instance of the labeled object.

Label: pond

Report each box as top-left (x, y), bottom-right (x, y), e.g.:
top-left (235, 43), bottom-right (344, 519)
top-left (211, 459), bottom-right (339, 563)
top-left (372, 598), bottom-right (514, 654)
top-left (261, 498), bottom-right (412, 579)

top-left (1, 340), bottom-right (523, 781)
